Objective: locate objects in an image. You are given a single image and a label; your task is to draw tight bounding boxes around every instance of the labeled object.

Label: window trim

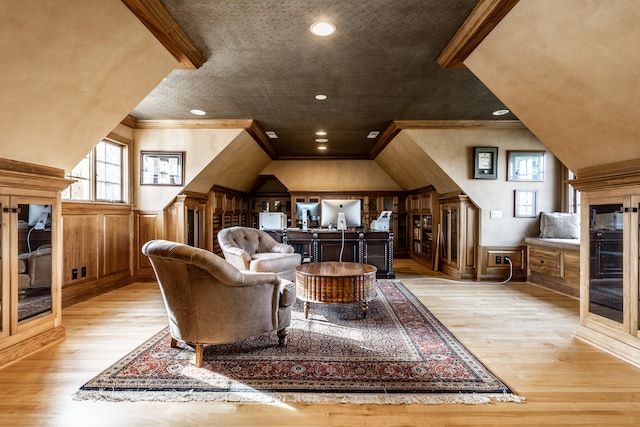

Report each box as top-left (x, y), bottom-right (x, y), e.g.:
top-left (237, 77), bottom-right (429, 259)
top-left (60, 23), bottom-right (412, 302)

top-left (62, 134), bottom-right (130, 204)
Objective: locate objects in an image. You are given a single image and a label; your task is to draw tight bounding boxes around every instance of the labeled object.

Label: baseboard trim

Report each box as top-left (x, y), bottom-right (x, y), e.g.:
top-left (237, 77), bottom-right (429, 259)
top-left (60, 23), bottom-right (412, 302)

top-left (0, 326), bottom-right (66, 368)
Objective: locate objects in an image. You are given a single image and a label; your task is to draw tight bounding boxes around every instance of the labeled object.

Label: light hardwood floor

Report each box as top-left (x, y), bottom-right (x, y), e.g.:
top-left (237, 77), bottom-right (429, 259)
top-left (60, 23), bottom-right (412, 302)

top-left (1, 259), bottom-right (640, 426)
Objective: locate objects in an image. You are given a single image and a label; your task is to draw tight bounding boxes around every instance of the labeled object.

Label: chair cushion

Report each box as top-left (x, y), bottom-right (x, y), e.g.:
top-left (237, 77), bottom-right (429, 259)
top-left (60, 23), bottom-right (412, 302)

top-left (250, 252), bottom-right (301, 273)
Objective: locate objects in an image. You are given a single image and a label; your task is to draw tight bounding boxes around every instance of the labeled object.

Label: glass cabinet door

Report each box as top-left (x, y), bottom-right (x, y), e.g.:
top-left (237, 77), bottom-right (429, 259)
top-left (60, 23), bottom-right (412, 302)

top-left (588, 203), bottom-right (624, 323)
top-left (450, 207), bottom-right (458, 264)
top-left (16, 202), bottom-right (53, 323)
top-left (0, 199), bottom-right (5, 336)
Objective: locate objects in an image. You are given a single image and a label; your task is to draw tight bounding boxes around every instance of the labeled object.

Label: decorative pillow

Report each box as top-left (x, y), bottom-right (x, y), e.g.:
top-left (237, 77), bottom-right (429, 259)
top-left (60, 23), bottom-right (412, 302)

top-left (539, 212), bottom-right (580, 239)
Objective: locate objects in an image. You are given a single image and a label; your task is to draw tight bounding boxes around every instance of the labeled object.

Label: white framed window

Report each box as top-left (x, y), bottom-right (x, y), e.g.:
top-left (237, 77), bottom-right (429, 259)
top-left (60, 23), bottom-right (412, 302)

top-left (566, 169), bottom-right (581, 214)
top-left (63, 138), bottom-right (128, 203)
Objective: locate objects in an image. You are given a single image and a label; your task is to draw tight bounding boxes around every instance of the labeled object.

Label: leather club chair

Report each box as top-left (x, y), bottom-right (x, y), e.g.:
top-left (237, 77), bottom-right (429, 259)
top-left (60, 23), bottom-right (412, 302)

top-left (217, 226), bottom-right (301, 281)
top-left (142, 239), bottom-right (296, 367)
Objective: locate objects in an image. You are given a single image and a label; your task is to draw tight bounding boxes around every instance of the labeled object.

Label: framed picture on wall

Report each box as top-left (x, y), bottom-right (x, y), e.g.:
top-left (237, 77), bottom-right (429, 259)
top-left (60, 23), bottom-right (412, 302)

top-left (514, 190), bottom-right (538, 217)
top-left (473, 147), bottom-right (498, 179)
top-left (508, 150), bottom-right (545, 181)
top-left (141, 151), bottom-right (185, 186)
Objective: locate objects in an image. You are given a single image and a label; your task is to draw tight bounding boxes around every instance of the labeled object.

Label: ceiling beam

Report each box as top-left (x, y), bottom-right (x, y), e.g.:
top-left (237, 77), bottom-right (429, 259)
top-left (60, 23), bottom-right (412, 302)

top-left (437, 0), bottom-right (519, 69)
top-left (121, 0), bottom-right (205, 69)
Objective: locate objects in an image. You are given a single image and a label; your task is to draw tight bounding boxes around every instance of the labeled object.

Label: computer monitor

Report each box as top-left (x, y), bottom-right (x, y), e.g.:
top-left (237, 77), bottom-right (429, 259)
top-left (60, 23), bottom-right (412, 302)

top-left (296, 201), bottom-right (320, 229)
top-left (28, 204), bottom-right (52, 229)
top-left (321, 199), bottom-right (361, 228)
top-left (295, 201), bottom-right (320, 220)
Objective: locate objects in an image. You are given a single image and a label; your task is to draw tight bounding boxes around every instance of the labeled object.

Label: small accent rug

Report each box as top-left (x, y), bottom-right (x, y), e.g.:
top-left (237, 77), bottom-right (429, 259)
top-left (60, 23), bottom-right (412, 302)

top-left (75, 280), bottom-right (523, 404)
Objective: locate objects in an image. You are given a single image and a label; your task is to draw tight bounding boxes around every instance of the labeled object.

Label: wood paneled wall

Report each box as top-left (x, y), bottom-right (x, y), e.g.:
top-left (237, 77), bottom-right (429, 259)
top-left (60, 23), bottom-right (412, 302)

top-left (135, 210), bottom-right (162, 278)
top-left (61, 203), bottom-right (136, 307)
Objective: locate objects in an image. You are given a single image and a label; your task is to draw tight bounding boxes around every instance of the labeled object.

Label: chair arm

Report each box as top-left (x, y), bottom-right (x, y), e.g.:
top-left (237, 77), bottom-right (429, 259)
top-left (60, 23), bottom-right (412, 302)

top-left (236, 271), bottom-right (279, 287)
top-left (270, 243), bottom-right (295, 254)
top-left (222, 247), bottom-right (252, 270)
top-left (278, 279), bottom-right (296, 307)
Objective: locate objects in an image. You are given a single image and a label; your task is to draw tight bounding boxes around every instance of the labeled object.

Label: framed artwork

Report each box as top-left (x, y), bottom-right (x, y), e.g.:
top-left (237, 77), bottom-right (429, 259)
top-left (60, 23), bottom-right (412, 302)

top-left (141, 151), bottom-right (184, 186)
top-left (473, 147), bottom-right (498, 179)
top-left (514, 190), bottom-right (538, 218)
top-left (508, 150), bottom-right (545, 181)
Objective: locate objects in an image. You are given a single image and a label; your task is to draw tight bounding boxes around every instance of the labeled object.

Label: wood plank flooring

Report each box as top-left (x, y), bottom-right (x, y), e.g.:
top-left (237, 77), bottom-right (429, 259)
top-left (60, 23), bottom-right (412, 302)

top-left (1, 258), bottom-right (640, 426)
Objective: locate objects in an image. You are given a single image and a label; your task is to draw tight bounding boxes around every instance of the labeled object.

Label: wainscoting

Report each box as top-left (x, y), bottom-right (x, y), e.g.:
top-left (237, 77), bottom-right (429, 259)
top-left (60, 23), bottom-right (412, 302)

top-left (61, 202), bottom-right (137, 307)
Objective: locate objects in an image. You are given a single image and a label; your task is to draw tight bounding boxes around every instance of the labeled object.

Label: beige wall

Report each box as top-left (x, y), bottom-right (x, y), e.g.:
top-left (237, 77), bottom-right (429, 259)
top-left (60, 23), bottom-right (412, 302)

top-left (387, 126), bottom-right (560, 246)
top-left (465, 0), bottom-right (640, 173)
top-left (0, 0), bottom-right (176, 171)
top-left (261, 160), bottom-right (403, 192)
top-left (134, 127), bottom-right (272, 210)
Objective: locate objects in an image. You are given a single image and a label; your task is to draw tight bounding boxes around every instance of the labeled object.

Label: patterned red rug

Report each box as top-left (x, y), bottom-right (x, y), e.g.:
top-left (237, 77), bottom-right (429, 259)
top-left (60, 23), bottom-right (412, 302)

top-left (75, 280), bottom-right (522, 404)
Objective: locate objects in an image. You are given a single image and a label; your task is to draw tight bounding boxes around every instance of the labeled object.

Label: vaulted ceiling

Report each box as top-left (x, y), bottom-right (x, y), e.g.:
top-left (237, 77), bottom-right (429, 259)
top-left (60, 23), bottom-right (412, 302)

top-left (126, 0), bottom-right (518, 159)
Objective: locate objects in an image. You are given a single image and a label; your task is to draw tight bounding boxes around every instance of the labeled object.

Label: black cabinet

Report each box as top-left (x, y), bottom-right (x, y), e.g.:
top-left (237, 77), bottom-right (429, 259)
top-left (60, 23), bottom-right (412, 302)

top-left (589, 230), bottom-right (623, 279)
top-left (283, 230), bottom-right (394, 279)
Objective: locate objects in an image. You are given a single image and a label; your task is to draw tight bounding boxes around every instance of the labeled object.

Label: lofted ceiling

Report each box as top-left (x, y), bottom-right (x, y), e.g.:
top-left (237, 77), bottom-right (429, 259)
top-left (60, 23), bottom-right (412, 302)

top-left (127, 0), bottom-right (518, 159)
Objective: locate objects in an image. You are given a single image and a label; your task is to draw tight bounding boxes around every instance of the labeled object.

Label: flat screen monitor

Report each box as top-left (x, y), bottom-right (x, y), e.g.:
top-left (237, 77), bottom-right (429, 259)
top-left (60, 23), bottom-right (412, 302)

top-left (321, 199), bottom-right (361, 228)
top-left (28, 204), bottom-right (52, 228)
top-left (295, 201), bottom-right (320, 220)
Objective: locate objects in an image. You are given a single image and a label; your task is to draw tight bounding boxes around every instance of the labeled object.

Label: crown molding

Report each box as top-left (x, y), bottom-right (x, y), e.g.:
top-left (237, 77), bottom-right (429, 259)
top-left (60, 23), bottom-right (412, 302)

top-left (437, 0), bottom-right (519, 69)
top-left (121, 0), bottom-right (205, 69)
top-left (134, 119), bottom-right (254, 129)
top-left (121, 115), bottom-right (137, 128)
top-left (246, 121), bottom-right (278, 160)
top-left (394, 120), bottom-right (525, 129)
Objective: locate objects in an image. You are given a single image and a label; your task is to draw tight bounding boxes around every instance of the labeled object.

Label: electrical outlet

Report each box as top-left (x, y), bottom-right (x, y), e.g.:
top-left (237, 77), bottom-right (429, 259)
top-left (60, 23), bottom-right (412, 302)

top-left (504, 256), bottom-right (511, 263)
top-left (495, 255), bottom-right (502, 264)
top-left (81, 266), bottom-right (86, 277)
top-left (72, 269), bottom-right (78, 280)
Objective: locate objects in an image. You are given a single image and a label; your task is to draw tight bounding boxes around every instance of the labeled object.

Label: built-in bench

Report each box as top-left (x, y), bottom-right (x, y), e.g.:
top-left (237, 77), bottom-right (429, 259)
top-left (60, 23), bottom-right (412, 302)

top-left (525, 237), bottom-right (580, 297)
top-left (525, 211), bottom-right (581, 297)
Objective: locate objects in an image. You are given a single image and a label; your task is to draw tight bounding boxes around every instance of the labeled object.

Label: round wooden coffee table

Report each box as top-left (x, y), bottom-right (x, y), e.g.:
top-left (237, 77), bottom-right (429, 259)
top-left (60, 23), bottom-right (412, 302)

top-left (295, 261), bottom-right (377, 318)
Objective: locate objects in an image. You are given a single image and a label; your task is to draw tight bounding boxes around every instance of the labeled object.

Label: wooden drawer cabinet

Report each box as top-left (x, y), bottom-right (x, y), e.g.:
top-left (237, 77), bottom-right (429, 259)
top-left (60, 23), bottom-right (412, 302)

top-left (525, 237), bottom-right (580, 298)
top-left (529, 248), bottom-right (560, 277)
top-left (562, 253), bottom-right (580, 283)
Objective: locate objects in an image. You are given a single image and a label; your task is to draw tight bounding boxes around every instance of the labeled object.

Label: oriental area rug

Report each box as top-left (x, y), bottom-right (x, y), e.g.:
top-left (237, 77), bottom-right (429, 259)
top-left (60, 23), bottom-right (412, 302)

top-left (74, 280), bottom-right (523, 405)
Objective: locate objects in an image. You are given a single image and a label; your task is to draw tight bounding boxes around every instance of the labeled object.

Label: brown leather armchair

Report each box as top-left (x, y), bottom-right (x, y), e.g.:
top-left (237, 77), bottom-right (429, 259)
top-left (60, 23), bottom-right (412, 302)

top-left (217, 226), bottom-right (301, 281)
top-left (142, 239), bottom-right (296, 367)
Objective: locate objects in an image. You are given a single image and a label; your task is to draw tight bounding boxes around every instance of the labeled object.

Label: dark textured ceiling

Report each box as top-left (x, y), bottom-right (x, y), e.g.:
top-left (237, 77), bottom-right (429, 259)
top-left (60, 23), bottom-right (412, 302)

top-left (129, 0), bottom-right (516, 159)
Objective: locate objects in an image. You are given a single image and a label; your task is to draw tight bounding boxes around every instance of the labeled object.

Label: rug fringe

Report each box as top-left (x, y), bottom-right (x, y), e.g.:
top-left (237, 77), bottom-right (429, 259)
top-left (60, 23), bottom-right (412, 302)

top-left (73, 390), bottom-right (525, 405)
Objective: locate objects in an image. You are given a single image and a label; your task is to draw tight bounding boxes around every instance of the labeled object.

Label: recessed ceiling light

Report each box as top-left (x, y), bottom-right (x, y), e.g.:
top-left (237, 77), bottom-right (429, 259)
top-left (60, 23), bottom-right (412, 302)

top-left (317, 146), bottom-right (327, 150)
top-left (367, 131), bottom-right (380, 139)
top-left (190, 109), bottom-right (206, 116)
top-left (315, 94), bottom-right (327, 101)
top-left (315, 138), bottom-right (328, 143)
top-left (265, 131), bottom-right (278, 139)
top-left (492, 109), bottom-right (510, 116)
top-left (315, 131), bottom-right (327, 136)
top-left (310, 22), bottom-right (336, 36)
